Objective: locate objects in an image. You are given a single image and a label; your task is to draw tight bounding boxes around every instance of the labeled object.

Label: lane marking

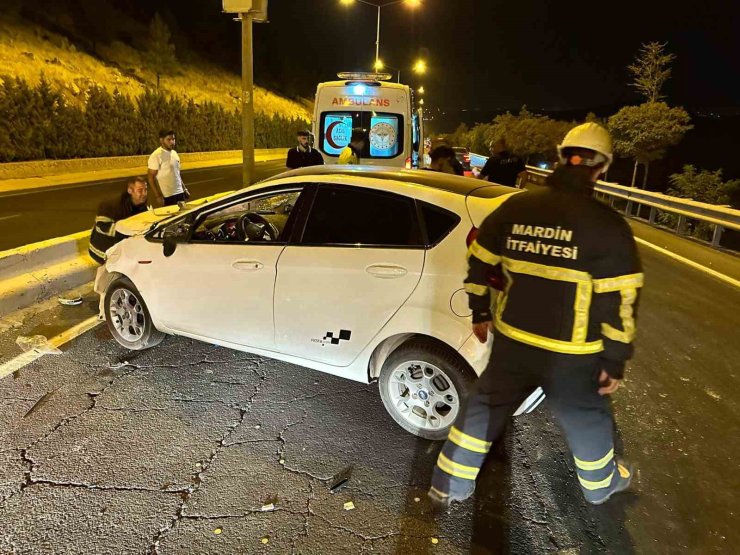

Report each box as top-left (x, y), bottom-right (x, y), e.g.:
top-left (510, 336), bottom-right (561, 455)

top-left (0, 316), bottom-right (101, 380)
top-left (187, 177), bottom-right (225, 185)
top-left (635, 237), bottom-right (740, 289)
top-left (0, 214), bottom-right (20, 221)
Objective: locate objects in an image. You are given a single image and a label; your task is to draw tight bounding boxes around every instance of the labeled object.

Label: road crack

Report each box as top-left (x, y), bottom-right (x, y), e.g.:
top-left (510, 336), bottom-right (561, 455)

top-left (148, 371), bottom-right (266, 553)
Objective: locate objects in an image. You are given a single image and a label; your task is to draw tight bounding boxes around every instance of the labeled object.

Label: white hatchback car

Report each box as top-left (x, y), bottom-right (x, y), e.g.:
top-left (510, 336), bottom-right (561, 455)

top-left (96, 166), bottom-right (544, 439)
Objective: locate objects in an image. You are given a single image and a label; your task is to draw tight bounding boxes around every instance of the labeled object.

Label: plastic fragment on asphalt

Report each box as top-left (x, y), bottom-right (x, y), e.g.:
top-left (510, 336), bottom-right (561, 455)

top-left (58, 296), bottom-right (83, 306)
top-left (23, 390), bottom-right (57, 418)
top-left (279, 459), bottom-right (285, 465)
top-left (329, 465), bottom-right (353, 493)
top-left (213, 527), bottom-right (223, 535)
top-left (414, 497), bottom-right (421, 503)
top-left (108, 361), bottom-right (131, 370)
top-left (261, 503), bottom-right (275, 512)
top-left (15, 335), bottom-right (62, 355)
top-left (261, 537), bottom-right (269, 544)
top-left (431, 537), bottom-right (439, 544)
top-left (343, 501), bottom-right (355, 511)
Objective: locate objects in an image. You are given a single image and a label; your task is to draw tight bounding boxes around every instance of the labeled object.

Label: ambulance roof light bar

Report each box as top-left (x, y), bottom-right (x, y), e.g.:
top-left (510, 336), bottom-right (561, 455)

top-left (337, 71), bottom-right (393, 81)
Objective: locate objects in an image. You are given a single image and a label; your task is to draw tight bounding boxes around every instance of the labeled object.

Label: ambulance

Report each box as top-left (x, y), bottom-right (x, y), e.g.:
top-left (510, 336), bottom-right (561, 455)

top-left (313, 72), bottom-right (425, 168)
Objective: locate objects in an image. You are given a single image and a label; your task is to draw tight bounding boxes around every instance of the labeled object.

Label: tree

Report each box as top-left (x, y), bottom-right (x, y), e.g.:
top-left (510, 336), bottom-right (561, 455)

top-left (608, 102), bottom-right (692, 187)
top-left (486, 107), bottom-right (574, 164)
top-left (628, 42), bottom-right (675, 103)
top-left (667, 165), bottom-right (740, 207)
top-left (147, 14), bottom-right (177, 90)
top-left (660, 165), bottom-right (740, 240)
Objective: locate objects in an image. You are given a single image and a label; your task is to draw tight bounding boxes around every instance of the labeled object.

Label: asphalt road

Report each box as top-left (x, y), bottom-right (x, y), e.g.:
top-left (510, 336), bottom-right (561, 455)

top-left (0, 160), bottom-right (287, 251)
top-left (0, 239), bottom-right (738, 553)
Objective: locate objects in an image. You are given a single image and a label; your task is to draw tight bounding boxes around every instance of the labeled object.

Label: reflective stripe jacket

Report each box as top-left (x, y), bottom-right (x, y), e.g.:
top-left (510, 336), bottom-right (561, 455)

top-left (89, 192), bottom-right (146, 264)
top-left (466, 166), bottom-right (643, 378)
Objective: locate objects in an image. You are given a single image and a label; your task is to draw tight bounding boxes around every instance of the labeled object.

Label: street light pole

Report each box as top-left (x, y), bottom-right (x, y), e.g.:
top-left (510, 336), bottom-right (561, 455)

top-left (375, 5), bottom-right (381, 68)
top-left (241, 13), bottom-right (255, 188)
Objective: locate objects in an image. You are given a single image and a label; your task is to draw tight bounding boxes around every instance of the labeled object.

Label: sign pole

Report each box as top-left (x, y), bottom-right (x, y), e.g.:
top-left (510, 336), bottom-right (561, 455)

top-left (241, 12), bottom-right (255, 188)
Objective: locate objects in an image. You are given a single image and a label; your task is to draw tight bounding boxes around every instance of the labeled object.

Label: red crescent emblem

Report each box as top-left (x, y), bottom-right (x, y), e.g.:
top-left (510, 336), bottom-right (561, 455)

top-left (326, 121), bottom-right (343, 150)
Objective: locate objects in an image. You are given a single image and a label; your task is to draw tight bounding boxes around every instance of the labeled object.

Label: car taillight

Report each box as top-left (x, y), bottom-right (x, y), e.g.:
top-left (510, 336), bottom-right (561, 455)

top-left (466, 227), bottom-right (478, 247)
top-left (464, 154), bottom-right (471, 162)
top-left (405, 157), bottom-right (412, 169)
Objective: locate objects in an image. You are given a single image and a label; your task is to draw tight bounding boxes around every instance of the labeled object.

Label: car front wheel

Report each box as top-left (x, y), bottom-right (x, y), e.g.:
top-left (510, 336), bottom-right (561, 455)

top-left (104, 277), bottom-right (165, 350)
top-left (378, 339), bottom-right (475, 440)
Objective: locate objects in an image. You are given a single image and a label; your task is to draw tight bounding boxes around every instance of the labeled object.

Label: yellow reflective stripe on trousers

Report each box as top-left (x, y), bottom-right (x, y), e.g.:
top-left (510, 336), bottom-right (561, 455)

top-left (503, 257), bottom-right (591, 283)
top-left (448, 426), bottom-right (492, 454)
top-left (578, 473), bottom-right (613, 491)
top-left (574, 449), bottom-right (614, 471)
top-left (468, 240), bottom-right (501, 266)
top-left (593, 273), bottom-right (644, 293)
top-left (88, 244), bottom-right (107, 260)
top-left (436, 453), bottom-right (479, 480)
top-left (464, 282), bottom-right (489, 297)
top-left (494, 318), bottom-right (604, 355)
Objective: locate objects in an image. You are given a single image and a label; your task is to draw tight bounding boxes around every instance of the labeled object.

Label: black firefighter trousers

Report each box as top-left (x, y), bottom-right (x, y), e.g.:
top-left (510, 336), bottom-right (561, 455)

top-left (431, 332), bottom-right (619, 502)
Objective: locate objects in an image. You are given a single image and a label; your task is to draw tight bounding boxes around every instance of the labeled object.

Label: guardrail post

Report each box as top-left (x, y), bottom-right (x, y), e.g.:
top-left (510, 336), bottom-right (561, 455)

top-left (625, 200), bottom-right (633, 216)
top-left (711, 225), bottom-right (724, 248)
top-left (677, 215), bottom-right (688, 235)
top-left (649, 206), bottom-right (657, 224)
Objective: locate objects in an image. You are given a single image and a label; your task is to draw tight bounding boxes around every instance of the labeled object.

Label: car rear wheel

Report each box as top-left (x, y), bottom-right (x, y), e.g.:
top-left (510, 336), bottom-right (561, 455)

top-left (104, 277), bottom-right (165, 350)
top-left (378, 339), bottom-right (475, 440)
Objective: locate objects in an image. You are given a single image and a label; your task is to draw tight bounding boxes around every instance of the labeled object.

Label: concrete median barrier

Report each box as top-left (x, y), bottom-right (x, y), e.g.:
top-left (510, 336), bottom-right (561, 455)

top-left (0, 231), bottom-right (97, 318)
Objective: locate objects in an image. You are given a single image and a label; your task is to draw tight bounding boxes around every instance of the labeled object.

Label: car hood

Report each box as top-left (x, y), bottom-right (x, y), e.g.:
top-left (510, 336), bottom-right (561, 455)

top-left (115, 191), bottom-right (235, 237)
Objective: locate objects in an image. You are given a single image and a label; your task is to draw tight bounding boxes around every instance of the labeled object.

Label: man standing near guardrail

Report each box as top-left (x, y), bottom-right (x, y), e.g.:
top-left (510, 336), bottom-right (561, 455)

top-left (478, 139), bottom-right (526, 186)
top-left (429, 123), bottom-right (644, 509)
top-left (148, 129), bottom-right (190, 207)
top-left (88, 177), bottom-right (149, 264)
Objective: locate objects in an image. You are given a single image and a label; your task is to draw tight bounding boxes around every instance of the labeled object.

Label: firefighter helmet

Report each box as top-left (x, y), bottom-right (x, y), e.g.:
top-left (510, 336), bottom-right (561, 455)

top-left (557, 123), bottom-right (613, 170)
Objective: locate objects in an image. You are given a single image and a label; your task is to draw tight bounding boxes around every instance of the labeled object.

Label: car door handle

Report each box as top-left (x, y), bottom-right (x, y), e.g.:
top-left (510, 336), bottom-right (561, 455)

top-left (365, 264), bottom-right (408, 278)
top-left (232, 260), bottom-right (264, 271)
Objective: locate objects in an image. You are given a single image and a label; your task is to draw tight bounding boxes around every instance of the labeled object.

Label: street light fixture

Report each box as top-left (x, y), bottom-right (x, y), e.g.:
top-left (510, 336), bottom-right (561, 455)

top-left (340, 0), bottom-right (422, 68)
top-left (413, 59), bottom-right (427, 74)
top-left (417, 86), bottom-right (425, 94)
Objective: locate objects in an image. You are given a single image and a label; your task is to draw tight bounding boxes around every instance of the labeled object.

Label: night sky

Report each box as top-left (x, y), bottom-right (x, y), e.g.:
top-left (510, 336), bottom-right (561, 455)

top-left (113, 1), bottom-right (740, 128)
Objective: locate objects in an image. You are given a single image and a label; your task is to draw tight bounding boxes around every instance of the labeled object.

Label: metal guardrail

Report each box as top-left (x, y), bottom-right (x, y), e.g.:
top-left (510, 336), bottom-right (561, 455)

top-left (469, 153), bottom-right (740, 249)
top-left (523, 166), bottom-right (740, 248)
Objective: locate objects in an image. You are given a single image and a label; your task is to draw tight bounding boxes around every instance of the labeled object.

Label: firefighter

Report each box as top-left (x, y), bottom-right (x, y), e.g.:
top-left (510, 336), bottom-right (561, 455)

top-left (429, 123), bottom-right (643, 508)
top-left (88, 177), bottom-right (148, 264)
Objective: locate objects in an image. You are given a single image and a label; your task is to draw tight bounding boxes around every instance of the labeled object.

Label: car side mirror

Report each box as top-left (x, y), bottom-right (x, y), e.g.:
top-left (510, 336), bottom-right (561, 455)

top-left (162, 222), bottom-right (191, 257)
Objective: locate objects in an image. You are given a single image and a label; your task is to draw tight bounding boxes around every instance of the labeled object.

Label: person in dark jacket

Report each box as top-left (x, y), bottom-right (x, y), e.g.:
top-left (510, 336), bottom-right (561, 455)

top-left (286, 130), bottom-right (324, 169)
top-left (89, 177), bottom-right (148, 264)
top-left (429, 123), bottom-right (643, 509)
top-left (478, 139), bottom-right (526, 186)
top-left (427, 146), bottom-right (462, 175)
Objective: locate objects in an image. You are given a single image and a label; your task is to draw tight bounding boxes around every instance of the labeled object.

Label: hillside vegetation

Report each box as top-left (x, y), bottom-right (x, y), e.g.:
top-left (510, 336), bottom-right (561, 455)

top-left (0, 14), bottom-right (312, 121)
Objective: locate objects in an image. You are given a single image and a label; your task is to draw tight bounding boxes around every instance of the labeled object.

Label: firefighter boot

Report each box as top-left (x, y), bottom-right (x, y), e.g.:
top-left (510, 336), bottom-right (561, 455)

top-left (427, 483), bottom-right (475, 513)
top-left (583, 461), bottom-right (633, 505)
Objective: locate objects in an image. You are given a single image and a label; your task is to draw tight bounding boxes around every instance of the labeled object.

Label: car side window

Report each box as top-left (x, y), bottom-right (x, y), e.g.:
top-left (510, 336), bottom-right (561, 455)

top-left (419, 201), bottom-right (461, 247)
top-left (300, 185), bottom-right (422, 247)
top-left (190, 190), bottom-right (302, 244)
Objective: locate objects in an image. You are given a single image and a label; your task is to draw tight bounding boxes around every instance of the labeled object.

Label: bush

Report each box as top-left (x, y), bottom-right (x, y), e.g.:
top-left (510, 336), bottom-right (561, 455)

top-left (0, 76), bottom-right (308, 162)
top-left (657, 165), bottom-right (740, 240)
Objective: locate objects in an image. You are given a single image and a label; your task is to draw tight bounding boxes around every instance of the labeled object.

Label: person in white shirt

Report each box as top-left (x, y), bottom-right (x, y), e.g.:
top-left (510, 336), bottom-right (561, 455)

top-left (147, 129), bottom-right (189, 206)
